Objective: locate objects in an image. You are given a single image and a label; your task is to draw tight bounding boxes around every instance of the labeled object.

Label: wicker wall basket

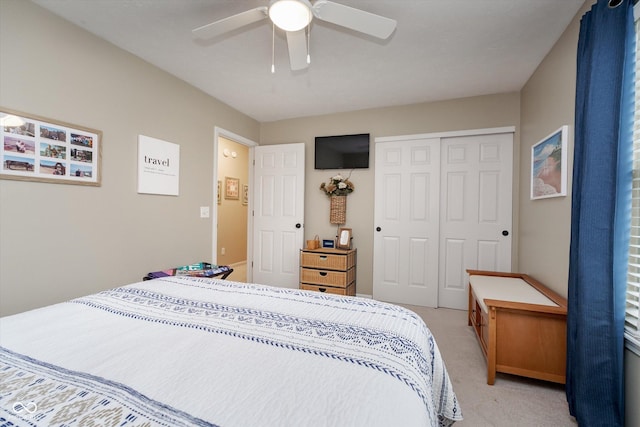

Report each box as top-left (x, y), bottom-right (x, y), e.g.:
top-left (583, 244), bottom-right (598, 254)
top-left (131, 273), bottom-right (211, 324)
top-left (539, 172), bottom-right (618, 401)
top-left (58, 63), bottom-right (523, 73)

top-left (330, 195), bottom-right (347, 224)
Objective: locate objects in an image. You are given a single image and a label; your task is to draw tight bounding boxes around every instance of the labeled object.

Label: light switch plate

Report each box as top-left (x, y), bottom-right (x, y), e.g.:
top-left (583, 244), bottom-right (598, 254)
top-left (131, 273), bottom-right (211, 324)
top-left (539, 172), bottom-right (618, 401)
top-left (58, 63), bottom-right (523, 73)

top-left (200, 206), bottom-right (210, 218)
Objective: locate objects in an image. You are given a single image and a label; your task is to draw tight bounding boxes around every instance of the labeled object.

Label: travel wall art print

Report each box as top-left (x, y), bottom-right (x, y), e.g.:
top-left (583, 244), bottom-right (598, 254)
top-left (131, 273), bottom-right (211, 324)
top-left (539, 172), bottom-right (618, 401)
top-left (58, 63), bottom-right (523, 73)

top-left (137, 134), bottom-right (180, 196)
top-left (0, 108), bottom-right (102, 186)
top-left (531, 125), bottom-right (568, 200)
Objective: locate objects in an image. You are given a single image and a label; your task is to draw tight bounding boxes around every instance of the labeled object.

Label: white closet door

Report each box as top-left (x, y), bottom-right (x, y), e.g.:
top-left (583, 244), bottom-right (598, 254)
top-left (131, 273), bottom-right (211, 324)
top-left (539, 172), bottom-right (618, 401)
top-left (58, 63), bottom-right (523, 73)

top-left (373, 138), bottom-right (441, 307)
top-left (439, 133), bottom-right (513, 309)
top-left (373, 130), bottom-right (513, 309)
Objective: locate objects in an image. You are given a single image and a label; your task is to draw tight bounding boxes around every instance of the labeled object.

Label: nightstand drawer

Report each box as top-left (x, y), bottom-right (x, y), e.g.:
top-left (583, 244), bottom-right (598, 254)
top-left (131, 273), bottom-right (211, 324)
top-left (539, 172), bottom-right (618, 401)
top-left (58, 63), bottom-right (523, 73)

top-left (300, 250), bottom-right (355, 271)
top-left (300, 267), bottom-right (355, 287)
top-left (301, 283), bottom-right (355, 296)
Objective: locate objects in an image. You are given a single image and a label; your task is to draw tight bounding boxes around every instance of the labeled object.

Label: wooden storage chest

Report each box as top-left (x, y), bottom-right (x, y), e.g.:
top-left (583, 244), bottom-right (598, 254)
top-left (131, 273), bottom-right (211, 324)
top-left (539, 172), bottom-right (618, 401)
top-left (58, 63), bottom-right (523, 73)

top-left (467, 270), bottom-right (567, 385)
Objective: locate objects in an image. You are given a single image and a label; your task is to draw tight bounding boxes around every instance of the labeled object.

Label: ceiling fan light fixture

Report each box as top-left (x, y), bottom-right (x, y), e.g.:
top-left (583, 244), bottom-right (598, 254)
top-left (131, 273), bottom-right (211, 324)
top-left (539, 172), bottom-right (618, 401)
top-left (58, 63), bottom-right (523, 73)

top-left (269, 0), bottom-right (312, 32)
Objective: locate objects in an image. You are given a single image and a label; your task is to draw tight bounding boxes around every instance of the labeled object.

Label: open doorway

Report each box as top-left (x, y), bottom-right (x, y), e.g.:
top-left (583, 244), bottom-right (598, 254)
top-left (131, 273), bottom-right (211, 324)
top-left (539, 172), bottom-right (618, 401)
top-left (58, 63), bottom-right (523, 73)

top-left (217, 137), bottom-right (248, 280)
top-left (213, 127), bottom-right (257, 283)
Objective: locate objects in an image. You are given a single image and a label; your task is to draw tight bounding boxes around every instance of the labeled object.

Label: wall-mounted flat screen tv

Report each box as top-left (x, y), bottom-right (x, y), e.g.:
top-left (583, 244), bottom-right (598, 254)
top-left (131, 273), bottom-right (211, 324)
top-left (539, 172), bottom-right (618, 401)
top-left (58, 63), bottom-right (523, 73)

top-left (314, 133), bottom-right (370, 169)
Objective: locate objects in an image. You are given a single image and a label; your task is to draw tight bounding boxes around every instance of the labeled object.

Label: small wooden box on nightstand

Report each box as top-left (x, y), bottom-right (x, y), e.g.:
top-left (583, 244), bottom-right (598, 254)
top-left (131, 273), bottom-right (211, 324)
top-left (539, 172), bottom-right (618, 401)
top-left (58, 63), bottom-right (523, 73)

top-left (299, 248), bottom-right (356, 296)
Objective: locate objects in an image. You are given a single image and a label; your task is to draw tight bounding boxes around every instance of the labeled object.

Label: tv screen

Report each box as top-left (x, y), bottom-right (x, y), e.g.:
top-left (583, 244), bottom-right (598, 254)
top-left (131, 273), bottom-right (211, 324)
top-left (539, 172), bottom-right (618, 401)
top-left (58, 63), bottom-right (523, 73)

top-left (314, 133), bottom-right (370, 169)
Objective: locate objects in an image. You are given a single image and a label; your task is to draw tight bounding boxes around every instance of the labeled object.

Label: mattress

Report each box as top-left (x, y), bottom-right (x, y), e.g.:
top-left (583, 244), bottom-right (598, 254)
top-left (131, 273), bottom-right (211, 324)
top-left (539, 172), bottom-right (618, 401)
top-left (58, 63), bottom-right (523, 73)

top-left (0, 276), bottom-right (462, 426)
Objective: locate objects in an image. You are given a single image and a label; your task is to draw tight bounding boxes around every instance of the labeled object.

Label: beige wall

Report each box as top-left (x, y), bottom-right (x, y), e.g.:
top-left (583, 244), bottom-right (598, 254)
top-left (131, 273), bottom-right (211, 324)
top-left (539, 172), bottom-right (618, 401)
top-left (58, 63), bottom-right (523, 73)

top-left (519, 3), bottom-right (580, 297)
top-left (217, 137), bottom-right (249, 265)
top-left (0, 0), bottom-right (259, 316)
top-left (520, 1), bottom-right (639, 425)
top-left (626, 348), bottom-right (640, 427)
top-left (260, 93), bottom-right (521, 297)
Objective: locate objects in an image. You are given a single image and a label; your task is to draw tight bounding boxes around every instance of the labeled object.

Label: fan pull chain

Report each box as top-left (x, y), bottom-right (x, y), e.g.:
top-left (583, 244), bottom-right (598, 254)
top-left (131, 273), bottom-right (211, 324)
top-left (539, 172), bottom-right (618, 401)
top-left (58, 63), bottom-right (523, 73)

top-left (271, 23), bottom-right (275, 73)
top-left (306, 26), bottom-right (311, 64)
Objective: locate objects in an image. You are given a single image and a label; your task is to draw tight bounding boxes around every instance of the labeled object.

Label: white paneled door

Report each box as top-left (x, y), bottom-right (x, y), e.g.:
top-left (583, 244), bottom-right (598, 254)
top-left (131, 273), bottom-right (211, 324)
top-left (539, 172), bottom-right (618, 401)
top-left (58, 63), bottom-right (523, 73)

top-left (373, 137), bottom-right (441, 307)
top-left (438, 133), bottom-right (513, 309)
top-left (373, 131), bottom-right (513, 309)
top-left (252, 143), bottom-right (305, 288)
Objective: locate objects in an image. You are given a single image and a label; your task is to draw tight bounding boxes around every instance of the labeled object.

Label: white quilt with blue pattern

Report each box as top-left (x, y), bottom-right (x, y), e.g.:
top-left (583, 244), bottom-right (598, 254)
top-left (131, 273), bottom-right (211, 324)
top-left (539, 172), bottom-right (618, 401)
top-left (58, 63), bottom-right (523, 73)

top-left (0, 277), bottom-right (462, 426)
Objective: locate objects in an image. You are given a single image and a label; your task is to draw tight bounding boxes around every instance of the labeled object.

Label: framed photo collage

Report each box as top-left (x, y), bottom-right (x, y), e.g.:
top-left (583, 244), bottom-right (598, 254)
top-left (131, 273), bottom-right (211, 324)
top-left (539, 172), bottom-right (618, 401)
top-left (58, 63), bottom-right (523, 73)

top-left (1, 108), bottom-right (101, 186)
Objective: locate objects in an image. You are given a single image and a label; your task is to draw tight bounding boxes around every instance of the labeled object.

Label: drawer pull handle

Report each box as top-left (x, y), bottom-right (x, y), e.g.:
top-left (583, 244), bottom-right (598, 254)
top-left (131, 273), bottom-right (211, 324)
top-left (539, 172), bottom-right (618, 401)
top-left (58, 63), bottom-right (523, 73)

top-left (319, 256), bottom-right (327, 260)
top-left (319, 288), bottom-right (327, 292)
top-left (319, 272), bottom-right (328, 277)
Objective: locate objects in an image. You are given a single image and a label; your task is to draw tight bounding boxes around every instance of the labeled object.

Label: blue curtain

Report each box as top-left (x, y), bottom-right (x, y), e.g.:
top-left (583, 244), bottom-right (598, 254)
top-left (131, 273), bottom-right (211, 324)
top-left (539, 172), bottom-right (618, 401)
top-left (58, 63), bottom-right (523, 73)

top-left (567, 0), bottom-right (634, 425)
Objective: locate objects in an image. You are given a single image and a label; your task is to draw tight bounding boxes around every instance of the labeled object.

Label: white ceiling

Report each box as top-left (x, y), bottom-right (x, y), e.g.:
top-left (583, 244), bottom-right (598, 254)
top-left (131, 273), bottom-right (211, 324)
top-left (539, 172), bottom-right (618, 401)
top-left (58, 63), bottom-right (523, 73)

top-left (31, 0), bottom-right (585, 123)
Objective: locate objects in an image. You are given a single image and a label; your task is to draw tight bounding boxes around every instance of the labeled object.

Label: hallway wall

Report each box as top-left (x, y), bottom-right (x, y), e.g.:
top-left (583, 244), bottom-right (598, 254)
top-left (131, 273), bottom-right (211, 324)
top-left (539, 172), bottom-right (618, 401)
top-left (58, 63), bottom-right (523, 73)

top-left (217, 137), bottom-right (249, 265)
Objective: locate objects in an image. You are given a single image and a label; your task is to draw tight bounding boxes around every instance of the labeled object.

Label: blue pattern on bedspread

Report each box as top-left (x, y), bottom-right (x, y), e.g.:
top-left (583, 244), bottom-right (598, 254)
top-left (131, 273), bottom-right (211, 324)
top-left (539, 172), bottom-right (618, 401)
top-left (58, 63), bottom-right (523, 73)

top-left (0, 347), bottom-right (217, 427)
top-left (0, 277), bottom-right (462, 426)
top-left (76, 286), bottom-right (436, 406)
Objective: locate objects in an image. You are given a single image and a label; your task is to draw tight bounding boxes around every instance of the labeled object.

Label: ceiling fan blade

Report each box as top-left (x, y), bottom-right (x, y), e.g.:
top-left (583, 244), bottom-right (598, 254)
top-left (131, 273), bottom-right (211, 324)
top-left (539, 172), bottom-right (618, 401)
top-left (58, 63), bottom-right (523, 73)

top-left (286, 30), bottom-right (309, 71)
top-left (192, 7), bottom-right (268, 40)
top-left (312, 0), bottom-right (396, 40)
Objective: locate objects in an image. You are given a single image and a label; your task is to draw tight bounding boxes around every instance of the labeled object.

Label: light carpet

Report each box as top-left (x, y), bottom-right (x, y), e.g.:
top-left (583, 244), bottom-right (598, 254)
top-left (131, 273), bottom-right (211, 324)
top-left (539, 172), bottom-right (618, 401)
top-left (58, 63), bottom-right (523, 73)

top-left (399, 304), bottom-right (577, 427)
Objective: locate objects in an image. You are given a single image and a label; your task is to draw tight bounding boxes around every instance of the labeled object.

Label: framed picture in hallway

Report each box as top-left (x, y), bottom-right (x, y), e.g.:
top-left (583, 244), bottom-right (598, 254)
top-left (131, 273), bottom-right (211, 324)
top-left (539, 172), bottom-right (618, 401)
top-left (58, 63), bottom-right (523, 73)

top-left (531, 125), bottom-right (568, 200)
top-left (242, 184), bottom-right (248, 205)
top-left (225, 176), bottom-right (239, 199)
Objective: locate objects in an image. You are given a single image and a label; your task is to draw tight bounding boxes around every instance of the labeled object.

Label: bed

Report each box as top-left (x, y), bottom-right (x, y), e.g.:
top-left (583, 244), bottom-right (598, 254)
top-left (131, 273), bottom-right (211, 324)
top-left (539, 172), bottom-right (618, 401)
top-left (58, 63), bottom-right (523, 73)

top-left (0, 276), bottom-right (462, 426)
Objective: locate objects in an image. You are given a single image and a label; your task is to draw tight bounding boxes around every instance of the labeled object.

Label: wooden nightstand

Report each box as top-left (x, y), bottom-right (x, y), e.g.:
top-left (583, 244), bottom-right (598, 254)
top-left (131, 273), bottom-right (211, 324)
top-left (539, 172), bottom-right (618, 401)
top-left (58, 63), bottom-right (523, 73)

top-left (299, 248), bottom-right (356, 296)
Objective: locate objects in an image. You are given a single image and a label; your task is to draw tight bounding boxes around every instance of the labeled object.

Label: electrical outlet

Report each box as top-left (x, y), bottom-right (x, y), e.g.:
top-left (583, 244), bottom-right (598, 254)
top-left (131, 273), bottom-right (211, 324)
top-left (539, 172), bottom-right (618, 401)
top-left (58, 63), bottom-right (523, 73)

top-left (200, 206), bottom-right (209, 218)
top-left (221, 247), bottom-right (226, 255)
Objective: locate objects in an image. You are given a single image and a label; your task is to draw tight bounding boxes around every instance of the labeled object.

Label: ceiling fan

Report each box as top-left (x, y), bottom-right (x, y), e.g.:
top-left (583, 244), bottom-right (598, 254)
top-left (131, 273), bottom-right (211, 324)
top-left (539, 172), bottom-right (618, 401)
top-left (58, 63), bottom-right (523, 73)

top-left (192, 0), bottom-right (397, 71)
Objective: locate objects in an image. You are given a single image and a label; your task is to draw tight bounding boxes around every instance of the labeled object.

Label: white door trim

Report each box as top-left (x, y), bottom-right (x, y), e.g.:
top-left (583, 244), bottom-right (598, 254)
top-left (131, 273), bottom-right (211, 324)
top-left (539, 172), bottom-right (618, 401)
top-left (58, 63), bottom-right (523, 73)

top-left (375, 126), bottom-right (516, 144)
top-left (212, 127), bottom-right (258, 281)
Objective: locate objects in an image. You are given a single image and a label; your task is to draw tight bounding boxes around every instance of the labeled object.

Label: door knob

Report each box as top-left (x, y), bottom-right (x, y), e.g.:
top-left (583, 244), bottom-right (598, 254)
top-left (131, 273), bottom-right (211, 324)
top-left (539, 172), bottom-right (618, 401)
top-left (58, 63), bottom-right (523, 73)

top-left (502, 230), bottom-right (509, 236)
top-left (376, 227), bottom-right (382, 232)
top-left (295, 223), bottom-right (302, 229)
